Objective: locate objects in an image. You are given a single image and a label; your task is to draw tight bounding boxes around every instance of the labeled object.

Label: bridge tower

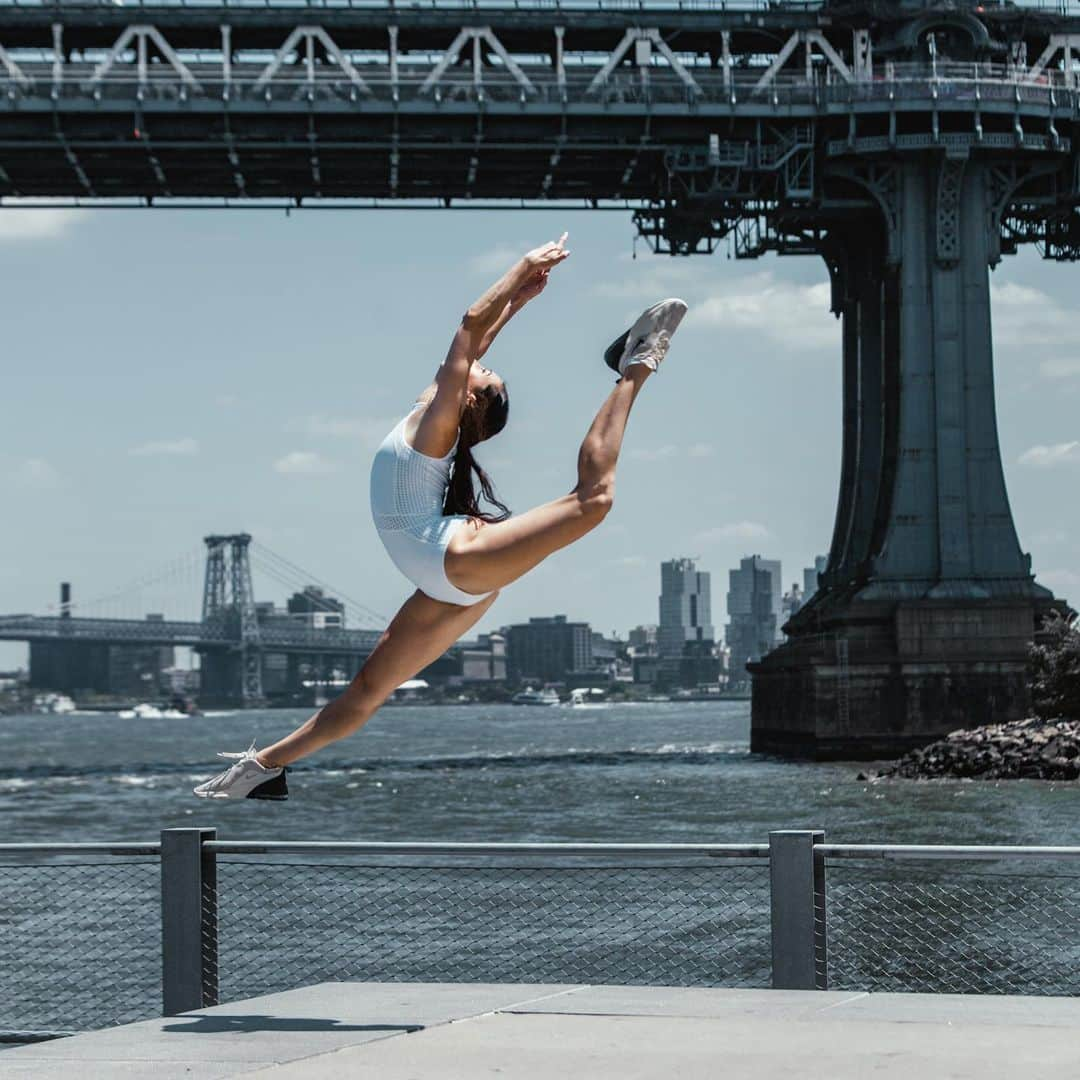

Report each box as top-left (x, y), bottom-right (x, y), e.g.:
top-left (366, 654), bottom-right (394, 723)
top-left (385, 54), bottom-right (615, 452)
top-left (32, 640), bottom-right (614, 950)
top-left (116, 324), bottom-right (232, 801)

top-left (747, 157), bottom-right (1067, 757)
top-left (200, 534), bottom-right (264, 707)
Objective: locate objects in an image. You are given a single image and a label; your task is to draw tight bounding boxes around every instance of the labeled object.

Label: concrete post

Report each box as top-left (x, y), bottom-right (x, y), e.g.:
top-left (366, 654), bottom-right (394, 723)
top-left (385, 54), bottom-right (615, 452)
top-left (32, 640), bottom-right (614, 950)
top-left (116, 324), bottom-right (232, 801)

top-left (769, 829), bottom-right (826, 990)
top-left (161, 827), bottom-right (218, 1016)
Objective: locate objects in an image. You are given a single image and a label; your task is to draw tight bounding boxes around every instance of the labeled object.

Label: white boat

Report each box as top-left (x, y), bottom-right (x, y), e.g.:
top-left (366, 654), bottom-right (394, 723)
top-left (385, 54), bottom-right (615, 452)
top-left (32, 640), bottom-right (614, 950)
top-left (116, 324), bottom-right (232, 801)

top-left (117, 703), bottom-right (188, 720)
top-left (511, 686), bottom-right (561, 706)
top-left (569, 687), bottom-right (609, 709)
top-left (32, 693), bottom-right (76, 715)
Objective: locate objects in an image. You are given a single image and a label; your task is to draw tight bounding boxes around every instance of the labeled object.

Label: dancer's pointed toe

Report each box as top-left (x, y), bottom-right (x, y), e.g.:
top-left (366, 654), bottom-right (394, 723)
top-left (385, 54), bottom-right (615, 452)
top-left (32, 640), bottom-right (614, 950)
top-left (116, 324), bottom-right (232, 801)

top-left (604, 298), bottom-right (688, 378)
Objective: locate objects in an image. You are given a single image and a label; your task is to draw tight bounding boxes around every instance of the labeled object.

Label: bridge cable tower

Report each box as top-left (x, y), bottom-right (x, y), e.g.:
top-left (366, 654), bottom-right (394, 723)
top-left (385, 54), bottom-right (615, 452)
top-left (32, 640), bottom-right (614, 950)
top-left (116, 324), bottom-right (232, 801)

top-left (201, 534), bottom-right (264, 707)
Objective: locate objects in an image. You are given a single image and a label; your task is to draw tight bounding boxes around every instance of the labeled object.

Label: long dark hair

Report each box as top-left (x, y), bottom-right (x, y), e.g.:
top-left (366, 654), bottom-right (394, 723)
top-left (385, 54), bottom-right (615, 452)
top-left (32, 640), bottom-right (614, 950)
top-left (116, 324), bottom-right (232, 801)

top-left (443, 383), bottom-right (511, 523)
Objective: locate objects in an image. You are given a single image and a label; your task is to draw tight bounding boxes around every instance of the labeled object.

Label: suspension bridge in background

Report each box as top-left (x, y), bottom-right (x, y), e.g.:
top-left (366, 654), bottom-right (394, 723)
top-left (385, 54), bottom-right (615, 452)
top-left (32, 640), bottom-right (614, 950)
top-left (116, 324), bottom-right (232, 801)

top-left (0, 534), bottom-right (388, 706)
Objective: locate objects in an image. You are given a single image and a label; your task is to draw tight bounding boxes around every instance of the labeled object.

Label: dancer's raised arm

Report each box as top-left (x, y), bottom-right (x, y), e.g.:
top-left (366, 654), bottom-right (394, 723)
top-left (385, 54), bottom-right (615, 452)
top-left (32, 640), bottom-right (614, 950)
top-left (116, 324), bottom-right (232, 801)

top-left (464, 233), bottom-right (568, 348)
top-left (411, 235), bottom-right (569, 457)
top-left (475, 268), bottom-right (551, 360)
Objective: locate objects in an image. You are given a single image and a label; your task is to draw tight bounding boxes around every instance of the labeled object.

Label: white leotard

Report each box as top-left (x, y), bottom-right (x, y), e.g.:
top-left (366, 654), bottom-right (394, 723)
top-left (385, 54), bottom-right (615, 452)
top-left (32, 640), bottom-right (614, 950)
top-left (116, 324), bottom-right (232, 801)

top-left (370, 405), bottom-right (491, 607)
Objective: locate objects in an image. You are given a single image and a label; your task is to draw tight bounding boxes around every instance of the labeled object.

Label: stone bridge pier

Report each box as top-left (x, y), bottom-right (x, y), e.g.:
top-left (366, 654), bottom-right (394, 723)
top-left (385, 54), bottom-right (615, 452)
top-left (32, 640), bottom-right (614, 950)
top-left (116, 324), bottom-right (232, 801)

top-left (750, 153), bottom-right (1066, 758)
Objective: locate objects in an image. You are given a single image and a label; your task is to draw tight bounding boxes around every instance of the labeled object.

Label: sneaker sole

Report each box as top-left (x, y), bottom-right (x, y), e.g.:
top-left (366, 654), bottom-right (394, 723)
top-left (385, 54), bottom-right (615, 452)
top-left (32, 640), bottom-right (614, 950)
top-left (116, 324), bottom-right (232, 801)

top-left (604, 299), bottom-right (688, 375)
top-left (247, 770), bottom-right (289, 800)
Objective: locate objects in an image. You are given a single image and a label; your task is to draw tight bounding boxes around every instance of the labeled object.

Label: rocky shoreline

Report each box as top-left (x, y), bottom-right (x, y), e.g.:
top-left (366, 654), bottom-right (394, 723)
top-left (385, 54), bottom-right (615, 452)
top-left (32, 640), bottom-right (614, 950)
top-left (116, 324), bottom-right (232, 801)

top-left (869, 717), bottom-right (1080, 781)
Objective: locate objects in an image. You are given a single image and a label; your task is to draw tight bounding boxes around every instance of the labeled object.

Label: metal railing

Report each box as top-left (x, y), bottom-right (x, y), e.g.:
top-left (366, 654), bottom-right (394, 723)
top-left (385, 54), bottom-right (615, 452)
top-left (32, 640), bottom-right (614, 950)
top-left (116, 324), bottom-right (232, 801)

top-left (0, 0), bottom-right (822, 11)
top-left (4, 830), bottom-right (1080, 1043)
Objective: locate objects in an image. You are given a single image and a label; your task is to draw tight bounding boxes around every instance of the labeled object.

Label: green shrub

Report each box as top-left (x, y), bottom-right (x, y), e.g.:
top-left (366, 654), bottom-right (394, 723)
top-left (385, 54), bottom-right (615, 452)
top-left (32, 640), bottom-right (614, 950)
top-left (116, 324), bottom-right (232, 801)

top-left (1030, 611), bottom-right (1080, 721)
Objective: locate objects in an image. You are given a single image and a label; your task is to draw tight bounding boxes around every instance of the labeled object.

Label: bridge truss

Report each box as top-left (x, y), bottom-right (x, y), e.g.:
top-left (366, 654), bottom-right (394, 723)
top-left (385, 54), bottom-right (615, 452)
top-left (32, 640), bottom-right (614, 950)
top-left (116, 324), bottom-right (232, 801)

top-left (0, 0), bottom-right (1076, 257)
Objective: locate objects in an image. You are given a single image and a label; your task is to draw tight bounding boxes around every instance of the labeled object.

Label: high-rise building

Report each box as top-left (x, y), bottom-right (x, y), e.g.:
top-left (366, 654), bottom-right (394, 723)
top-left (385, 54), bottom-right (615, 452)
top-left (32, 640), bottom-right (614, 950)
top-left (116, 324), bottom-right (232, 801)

top-left (782, 583), bottom-right (805, 625)
top-left (628, 625), bottom-right (658, 651)
top-left (658, 558), bottom-right (720, 687)
top-left (803, 556), bottom-right (828, 603)
top-left (461, 633), bottom-right (507, 682)
top-left (287, 586), bottom-right (345, 630)
top-left (504, 615), bottom-right (592, 684)
top-left (726, 556), bottom-right (782, 690)
top-left (659, 558), bottom-right (714, 656)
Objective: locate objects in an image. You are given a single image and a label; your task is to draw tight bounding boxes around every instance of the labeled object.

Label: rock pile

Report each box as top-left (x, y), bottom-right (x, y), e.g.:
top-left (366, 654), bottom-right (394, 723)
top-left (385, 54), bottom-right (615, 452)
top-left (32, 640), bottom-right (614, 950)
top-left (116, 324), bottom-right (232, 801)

top-left (872, 717), bottom-right (1080, 781)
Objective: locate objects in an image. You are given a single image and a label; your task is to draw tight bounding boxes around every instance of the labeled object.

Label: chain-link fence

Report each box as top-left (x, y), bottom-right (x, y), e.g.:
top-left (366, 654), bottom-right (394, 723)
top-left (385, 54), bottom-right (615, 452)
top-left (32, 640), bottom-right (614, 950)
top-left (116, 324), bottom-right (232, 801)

top-left (9, 834), bottom-right (1080, 1043)
top-left (0, 855), bottom-right (161, 1040)
top-left (826, 856), bottom-right (1080, 996)
top-left (207, 856), bottom-right (772, 1002)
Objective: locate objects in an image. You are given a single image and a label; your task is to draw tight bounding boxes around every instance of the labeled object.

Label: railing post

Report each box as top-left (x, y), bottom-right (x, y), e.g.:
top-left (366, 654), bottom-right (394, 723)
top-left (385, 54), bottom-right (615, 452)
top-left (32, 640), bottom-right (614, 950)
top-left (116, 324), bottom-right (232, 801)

top-left (161, 827), bottom-right (218, 1016)
top-left (769, 829), bottom-right (827, 990)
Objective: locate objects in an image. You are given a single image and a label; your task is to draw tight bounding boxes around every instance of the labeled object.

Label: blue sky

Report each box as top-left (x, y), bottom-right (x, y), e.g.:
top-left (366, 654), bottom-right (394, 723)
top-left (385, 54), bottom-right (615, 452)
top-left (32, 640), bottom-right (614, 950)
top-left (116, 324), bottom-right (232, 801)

top-left (2, 204), bottom-right (1079, 667)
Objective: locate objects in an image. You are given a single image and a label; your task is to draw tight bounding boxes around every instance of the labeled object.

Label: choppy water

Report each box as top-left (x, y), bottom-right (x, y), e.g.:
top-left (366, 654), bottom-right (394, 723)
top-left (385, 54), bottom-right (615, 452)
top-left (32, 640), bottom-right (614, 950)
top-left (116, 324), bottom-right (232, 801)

top-left (4, 700), bottom-right (1080, 844)
top-left (5, 701), bottom-right (1080, 1039)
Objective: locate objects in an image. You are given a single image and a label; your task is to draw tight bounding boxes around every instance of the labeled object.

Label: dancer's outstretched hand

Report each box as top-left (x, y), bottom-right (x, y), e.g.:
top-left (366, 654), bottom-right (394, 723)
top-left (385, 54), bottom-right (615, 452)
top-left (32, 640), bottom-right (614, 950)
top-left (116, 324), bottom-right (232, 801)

top-left (513, 269), bottom-right (550, 306)
top-left (525, 232), bottom-right (570, 270)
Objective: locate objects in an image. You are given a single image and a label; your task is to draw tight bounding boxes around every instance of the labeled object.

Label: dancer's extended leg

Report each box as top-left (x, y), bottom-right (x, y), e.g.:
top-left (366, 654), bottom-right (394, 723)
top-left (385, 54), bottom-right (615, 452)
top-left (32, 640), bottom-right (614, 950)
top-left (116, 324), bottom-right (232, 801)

top-left (258, 588), bottom-right (498, 768)
top-left (444, 364), bottom-right (651, 596)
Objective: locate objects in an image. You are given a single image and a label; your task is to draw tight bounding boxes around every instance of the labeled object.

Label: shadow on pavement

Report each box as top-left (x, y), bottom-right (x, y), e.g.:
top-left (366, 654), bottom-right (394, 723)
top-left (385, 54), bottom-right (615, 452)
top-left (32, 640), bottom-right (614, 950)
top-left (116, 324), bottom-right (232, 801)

top-left (163, 1014), bottom-right (423, 1035)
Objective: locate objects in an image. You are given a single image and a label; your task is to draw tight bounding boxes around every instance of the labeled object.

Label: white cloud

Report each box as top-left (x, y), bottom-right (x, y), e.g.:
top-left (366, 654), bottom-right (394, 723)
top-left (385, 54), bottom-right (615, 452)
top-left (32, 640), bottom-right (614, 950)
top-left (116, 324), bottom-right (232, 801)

top-left (694, 520), bottom-right (771, 545)
top-left (468, 244), bottom-right (527, 275)
top-left (628, 444), bottom-right (678, 462)
top-left (12, 458), bottom-right (59, 489)
top-left (693, 275), bottom-right (837, 350)
top-left (1038, 358), bottom-right (1080, 380)
top-left (273, 450), bottom-right (337, 475)
top-left (992, 282), bottom-right (1080, 351)
top-left (1039, 569), bottom-right (1080, 589)
top-left (1033, 529), bottom-right (1068, 545)
top-left (596, 264), bottom-right (839, 351)
top-left (593, 261), bottom-right (701, 301)
top-left (1018, 442), bottom-right (1080, 468)
top-left (129, 438), bottom-right (199, 457)
top-left (287, 414), bottom-right (395, 446)
top-left (0, 207), bottom-right (80, 242)
top-left (627, 443), bottom-right (717, 463)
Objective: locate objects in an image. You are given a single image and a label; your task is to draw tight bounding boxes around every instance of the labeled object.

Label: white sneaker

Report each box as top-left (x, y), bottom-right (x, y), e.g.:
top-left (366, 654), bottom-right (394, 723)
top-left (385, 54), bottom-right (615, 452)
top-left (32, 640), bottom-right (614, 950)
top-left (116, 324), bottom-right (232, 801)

top-left (193, 742), bottom-right (289, 800)
top-left (604, 298), bottom-right (689, 377)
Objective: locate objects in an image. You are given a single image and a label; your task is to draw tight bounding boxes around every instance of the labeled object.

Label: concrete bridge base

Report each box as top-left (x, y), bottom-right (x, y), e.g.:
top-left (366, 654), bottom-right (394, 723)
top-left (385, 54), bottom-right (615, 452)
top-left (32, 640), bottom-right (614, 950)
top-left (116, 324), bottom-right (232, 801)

top-left (749, 598), bottom-right (1040, 760)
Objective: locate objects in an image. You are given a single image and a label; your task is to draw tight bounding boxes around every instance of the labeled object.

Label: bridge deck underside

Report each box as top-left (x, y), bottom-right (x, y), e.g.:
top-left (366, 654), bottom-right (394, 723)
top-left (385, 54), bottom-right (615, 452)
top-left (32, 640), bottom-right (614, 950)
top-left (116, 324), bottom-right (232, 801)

top-left (0, 99), bottom-right (1070, 202)
top-left (1, 112), bottom-right (673, 200)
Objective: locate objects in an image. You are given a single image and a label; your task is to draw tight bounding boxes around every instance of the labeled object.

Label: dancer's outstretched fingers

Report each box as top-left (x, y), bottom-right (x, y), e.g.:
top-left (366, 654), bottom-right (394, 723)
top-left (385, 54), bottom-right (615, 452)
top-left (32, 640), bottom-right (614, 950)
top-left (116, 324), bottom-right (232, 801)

top-left (525, 238), bottom-right (571, 270)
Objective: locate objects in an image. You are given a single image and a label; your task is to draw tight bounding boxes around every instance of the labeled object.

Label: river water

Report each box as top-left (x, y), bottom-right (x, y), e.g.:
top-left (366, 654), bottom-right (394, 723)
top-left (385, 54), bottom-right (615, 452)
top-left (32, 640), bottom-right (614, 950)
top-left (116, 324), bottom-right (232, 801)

top-left (5, 700), bottom-right (1080, 1037)
top-left (4, 700), bottom-right (1080, 845)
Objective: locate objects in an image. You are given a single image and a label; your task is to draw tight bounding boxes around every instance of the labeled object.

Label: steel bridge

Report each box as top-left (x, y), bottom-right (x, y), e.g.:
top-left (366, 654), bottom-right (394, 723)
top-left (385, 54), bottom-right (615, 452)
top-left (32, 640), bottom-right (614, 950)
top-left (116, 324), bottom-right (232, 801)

top-left (5, 0), bottom-right (1080, 750)
top-left (0, 535), bottom-right (384, 705)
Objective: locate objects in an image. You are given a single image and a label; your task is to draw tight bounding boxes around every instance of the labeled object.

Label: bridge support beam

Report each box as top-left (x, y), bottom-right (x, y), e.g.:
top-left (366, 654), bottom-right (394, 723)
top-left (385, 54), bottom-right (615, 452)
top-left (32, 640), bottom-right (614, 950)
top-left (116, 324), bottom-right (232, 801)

top-left (750, 155), bottom-right (1065, 759)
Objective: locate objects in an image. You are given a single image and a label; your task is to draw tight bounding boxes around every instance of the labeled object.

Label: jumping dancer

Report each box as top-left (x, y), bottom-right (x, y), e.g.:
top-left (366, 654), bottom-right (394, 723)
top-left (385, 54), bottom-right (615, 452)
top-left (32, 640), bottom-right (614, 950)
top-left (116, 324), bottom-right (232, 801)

top-left (194, 233), bottom-right (687, 799)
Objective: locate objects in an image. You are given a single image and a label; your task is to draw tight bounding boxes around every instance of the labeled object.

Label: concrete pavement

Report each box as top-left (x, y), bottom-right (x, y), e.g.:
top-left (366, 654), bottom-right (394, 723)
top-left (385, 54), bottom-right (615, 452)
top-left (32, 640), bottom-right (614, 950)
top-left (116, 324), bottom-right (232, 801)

top-left (5, 981), bottom-right (1080, 1078)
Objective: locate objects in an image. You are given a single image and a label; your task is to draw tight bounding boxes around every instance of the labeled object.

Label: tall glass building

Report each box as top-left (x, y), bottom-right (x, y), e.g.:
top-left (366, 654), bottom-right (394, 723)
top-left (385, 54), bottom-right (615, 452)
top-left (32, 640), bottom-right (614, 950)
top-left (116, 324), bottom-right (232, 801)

top-left (725, 555), bottom-right (783, 690)
top-left (658, 558), bottom-right (719, 687)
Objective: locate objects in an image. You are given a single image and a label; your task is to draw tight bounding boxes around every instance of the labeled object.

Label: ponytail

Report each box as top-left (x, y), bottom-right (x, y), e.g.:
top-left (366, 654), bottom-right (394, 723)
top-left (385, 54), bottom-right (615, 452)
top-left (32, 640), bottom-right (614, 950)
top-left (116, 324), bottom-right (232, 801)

top-left (443, 384), bottom-right (511, 523)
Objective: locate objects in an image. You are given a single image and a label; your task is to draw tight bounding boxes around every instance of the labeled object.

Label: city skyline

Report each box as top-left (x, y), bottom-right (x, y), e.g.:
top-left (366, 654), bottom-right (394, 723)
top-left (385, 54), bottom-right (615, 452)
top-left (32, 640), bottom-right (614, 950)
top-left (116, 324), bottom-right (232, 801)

top-left (0, 546), bottom-right (825, 664)
top-left (4, 207), bottom-right (1080, 670)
